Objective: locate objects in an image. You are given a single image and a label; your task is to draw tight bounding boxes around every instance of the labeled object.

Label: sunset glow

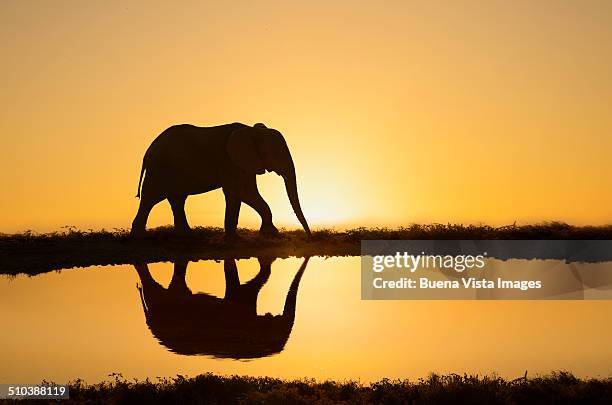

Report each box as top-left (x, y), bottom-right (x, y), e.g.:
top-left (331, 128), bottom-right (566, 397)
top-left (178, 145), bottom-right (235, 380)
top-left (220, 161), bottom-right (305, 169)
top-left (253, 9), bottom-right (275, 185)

top-left (1, 1), bottom-right (611, 232)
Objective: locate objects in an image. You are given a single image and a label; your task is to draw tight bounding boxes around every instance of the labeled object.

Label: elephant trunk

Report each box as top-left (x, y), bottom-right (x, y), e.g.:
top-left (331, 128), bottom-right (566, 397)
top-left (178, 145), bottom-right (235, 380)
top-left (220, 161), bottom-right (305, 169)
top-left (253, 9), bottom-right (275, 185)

top-left (283, 167), bottom-right (312, 236)
top-left (282, 257), bottom-right (309, 324)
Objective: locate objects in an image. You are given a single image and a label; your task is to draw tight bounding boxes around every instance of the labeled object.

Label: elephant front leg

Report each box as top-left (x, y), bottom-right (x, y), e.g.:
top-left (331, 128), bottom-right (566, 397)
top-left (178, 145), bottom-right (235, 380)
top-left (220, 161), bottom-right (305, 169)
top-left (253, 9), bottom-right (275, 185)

top-left (223, 189), bottom-right (241, 239)
top-left (223, 258), bottom-right (241, 300)
top-left (242, 178), bottom-right (279, 237)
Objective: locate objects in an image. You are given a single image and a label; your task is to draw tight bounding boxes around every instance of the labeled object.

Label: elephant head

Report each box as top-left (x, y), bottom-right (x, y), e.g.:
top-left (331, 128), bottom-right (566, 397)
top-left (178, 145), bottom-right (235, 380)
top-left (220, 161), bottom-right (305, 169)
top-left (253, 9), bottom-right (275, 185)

top-left (226, 123), bottom-right (311, 236)
top-left (134, 257), bottom-right (309, 358)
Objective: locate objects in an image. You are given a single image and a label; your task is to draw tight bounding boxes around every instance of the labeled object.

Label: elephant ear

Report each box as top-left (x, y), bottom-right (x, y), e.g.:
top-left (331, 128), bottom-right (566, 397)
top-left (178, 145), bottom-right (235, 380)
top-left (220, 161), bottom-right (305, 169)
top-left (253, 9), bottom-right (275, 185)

top-left (227, 128), bottom-right (266, 175)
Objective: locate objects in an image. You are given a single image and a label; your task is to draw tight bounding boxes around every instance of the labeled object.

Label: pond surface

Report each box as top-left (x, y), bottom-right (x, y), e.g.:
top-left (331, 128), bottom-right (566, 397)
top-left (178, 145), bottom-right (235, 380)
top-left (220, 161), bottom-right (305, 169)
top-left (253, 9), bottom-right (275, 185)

top-left (2, 256), bottom-right (612, 384)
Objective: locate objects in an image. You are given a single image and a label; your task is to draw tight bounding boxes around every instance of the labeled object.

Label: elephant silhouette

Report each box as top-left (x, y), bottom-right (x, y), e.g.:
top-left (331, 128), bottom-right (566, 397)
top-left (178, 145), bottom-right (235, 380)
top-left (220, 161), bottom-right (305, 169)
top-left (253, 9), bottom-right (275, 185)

top-left (131, 122), bottom-right (311, 238)
top-left (134, 257), bottom-right (309, 358)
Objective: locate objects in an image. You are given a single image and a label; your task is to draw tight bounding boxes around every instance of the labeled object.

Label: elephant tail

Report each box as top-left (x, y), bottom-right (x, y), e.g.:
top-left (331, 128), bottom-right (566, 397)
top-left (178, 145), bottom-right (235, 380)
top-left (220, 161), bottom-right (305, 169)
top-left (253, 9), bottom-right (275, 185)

top-left (135, 156), bottom-right (146, 198)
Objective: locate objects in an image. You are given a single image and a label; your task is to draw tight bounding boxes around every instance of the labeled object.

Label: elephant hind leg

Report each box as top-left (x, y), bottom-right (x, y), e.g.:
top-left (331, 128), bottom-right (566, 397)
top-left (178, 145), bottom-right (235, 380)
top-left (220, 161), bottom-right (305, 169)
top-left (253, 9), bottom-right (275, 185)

top-left (131, 174), bottom-right (165, 236)
top-left (131, 197), bottom-right (158, 236)
top-left (168, 259), bottom-right (191, 294)
top-left (169, 195), bottom-right (191, 234)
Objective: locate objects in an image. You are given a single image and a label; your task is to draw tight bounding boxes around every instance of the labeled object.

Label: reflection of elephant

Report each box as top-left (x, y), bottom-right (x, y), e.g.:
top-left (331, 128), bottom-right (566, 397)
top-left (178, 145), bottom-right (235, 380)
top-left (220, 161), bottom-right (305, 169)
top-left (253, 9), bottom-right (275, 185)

top-left (134, 257), bottom-right (309, 358)
top-left (131, 122), bottom-right (311, 238)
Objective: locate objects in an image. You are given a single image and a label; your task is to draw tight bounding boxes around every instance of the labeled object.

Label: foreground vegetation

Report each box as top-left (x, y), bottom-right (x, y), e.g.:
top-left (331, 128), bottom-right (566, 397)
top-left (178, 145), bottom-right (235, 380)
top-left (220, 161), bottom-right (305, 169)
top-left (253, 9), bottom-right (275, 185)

top-left (4, 371), bottom-right (612, 404)
top-left (2, 222), bottom-right (612, 275)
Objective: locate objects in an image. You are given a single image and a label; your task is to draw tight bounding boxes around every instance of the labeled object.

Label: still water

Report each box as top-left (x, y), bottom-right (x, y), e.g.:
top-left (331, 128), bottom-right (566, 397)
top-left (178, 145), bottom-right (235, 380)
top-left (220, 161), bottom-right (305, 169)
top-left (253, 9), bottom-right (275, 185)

top-left (2, 256), bottom-right (612, 384)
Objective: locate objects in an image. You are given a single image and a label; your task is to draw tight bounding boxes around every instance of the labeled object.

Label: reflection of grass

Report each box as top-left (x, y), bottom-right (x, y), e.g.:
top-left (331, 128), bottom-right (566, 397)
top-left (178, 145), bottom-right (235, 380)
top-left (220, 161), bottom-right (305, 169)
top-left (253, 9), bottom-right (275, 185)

top-left (49, 371), bottom-right (612, 404)
top-left (2, 222), bottom-right (612, 275)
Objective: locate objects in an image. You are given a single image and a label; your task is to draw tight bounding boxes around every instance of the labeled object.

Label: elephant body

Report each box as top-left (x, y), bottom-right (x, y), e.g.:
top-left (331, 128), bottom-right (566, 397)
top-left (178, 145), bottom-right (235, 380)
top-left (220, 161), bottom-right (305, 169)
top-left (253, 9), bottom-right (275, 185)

top-left (131, 122), bottom-right (311, 237)
top-left (140, 124), bottom-right (239, 197)
top-left (135, 257), bottom-right (309, 358)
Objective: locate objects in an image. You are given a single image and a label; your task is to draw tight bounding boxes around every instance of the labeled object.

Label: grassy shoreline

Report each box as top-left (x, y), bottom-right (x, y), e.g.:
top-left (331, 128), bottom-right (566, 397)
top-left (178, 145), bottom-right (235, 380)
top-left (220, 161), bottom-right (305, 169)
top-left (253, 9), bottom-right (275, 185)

top-left (4, 371), bottom-right (611, 404)
top-left (2, 223), bottom-right (612, 276)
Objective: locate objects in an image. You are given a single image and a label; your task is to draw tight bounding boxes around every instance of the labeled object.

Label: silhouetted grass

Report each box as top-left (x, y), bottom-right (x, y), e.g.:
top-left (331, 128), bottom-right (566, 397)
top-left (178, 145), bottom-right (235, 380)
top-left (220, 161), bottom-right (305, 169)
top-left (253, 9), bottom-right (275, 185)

top-left (2, 222), bottom-right (612, 275)
top-left (5, 222), bottom-right (612, 243)
top-left (5, 371), bottom-right (611, 404)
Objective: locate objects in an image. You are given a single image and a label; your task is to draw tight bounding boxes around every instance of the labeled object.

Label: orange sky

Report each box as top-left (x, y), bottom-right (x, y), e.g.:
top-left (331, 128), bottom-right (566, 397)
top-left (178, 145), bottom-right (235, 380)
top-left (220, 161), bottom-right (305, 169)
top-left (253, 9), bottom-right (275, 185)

top-left (1, 1), bottom-right (611, 233)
